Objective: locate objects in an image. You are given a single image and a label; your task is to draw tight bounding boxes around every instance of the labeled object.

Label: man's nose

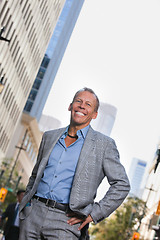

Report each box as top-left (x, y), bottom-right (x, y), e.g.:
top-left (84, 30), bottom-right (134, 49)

top-left (79, 102), bottom-right (85, 109)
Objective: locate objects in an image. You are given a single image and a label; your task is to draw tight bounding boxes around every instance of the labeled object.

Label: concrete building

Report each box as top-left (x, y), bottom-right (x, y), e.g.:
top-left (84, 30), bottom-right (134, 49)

top-left (0, 0), bottom-right (65, 160)
top-left (139, 147), bottom-right (160, 240)
top-left (23, 0), bottom-right (85, 121)
top-left (128, 158), bottom-right (147, 198)
top-left (13, 113), bottom-right (42, 186)
top-left (1, 0), bottom-right (85, 187)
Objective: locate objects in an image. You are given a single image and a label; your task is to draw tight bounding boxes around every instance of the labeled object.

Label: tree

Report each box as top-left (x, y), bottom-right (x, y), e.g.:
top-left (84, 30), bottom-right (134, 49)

top-left (90, 197), bottom-right (147, 240)
top-left (0, 158), bottom-right (25, 211)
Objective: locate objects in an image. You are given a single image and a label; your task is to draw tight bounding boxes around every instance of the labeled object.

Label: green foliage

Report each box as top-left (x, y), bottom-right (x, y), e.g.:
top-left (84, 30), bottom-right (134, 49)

top-left (90, 197), bottom-right (147, 240)
top-left (0, 158), bottom-right (25, 212)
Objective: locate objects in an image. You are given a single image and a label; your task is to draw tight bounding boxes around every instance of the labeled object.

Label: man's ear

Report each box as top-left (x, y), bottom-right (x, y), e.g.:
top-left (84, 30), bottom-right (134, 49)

top-left (92, 111), bottom-right (98, 119)
top-left (68, 103), bottom-right (72, 111)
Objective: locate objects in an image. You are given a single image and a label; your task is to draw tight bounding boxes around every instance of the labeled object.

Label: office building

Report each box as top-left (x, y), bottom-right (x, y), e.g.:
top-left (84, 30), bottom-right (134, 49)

top-left (139, 146), bottom-right (160, 240)
top-left (0, 0), bottom-right (65, 160)
top-left (128, 158), bottom-right (147, 198)
top-left (92, 102), bottom-right (117, 201)
top-left (91, 102), bottom-right (117, 136)
top-left (24, 0), bottom-right (85, 121)
top-left (2, 0), bottom-right (85, 186)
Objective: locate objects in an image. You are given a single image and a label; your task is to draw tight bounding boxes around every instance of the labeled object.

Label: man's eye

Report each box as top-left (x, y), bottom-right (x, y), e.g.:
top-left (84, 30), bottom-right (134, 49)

top-left (87, 103), bottom-right (91, 106)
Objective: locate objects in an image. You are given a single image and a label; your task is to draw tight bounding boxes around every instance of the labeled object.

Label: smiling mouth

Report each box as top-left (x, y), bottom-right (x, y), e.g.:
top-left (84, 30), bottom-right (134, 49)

top-left (75, 111), bottom-right (85, 116)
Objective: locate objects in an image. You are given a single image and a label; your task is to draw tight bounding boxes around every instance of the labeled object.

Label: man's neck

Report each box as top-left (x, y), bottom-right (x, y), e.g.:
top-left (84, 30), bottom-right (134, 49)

top-left (68, 123), bottom-right (89, 135)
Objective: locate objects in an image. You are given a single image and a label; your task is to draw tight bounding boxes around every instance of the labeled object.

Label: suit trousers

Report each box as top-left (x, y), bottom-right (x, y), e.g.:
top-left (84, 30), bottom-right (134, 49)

top-left (19, 198), bottom-right (81, 240)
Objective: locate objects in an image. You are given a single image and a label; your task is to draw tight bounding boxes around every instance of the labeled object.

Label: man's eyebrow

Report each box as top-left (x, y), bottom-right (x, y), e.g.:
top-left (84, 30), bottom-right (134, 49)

top-left (86, 100), bottom-right (92, 104)
top-left (76, 97), bottom-right (91, 102)
top-left (75, 97), bottom-right (82, 101)
top-left (74, 97), bottom-right (93, 104)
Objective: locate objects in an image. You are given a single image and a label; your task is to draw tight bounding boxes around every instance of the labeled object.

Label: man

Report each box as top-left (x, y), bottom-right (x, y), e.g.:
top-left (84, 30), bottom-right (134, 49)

top-left (0, 189), bottom-right (25, 240)
top-left (19, 87), bottom-right (130, 240)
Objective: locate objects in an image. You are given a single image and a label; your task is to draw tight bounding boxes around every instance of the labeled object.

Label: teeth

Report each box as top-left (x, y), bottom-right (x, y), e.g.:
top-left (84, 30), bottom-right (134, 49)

top-left (76, 112), bottom-right (84, 116)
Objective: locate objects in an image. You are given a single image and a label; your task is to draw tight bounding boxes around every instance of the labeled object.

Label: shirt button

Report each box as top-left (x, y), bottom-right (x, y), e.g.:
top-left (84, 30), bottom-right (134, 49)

top-left (51, 190), bottom-right (53, 192)
top-left (55, 176), bottom-right (57, 178)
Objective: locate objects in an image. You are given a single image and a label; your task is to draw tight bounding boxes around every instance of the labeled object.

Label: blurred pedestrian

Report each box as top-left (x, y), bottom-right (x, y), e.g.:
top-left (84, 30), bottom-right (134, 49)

top-left (0, 189), bottom-right (25, 240)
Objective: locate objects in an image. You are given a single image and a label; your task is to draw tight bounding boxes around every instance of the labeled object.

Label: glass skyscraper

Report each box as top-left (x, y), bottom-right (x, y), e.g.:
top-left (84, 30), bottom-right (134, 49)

top-left (24, 0), bottom-right (85, 121)
top-left (128, 158), bottom-right (147, 198)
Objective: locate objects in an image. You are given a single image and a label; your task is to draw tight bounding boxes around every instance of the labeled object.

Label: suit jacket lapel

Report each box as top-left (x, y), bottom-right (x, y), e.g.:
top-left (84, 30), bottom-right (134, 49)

top-left (72, 126), bottom-right (96, 182)
top-left (43, 128), bottom-right (65, 163)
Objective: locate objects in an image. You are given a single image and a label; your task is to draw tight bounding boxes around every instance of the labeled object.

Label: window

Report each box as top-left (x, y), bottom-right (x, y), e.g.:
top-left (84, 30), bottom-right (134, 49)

top-left (33, 78), bottom-right (41, 90)
top-left (0, 2), bottom-right (8, 17)
top-left (37, 68), bottom-right (45, 79)
top-left (29, 146), bottom-right (33, 157)
top-left (41, 55), bottom-right (50, 68)
top-left (1, 8), bottom-right (10, 26)
top-left (26, 141), bottom-right (32, 153)
top-left (29, 89), bottom-right (37, 101)
top-left (24, 101), bottom-right (33, 112)
top-left (31, 151), bottom-right (36, 162)
top-left (24, 135), bottom-right (29, 147)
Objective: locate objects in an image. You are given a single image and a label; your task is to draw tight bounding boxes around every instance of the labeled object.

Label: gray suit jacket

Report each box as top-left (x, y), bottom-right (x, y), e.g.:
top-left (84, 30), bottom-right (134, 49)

top-left (19, 126), bottom-right (130, 224)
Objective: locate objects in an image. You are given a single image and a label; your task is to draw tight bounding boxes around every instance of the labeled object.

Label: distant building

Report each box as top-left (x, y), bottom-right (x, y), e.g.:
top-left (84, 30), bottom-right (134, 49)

top-left (5, 113), bottom-right (42, 186)
top-left (23, 0), bottom-right (85, 121)
top-left (91, 102), bottom-right (117, 136)
top-left (39, 114), bottom-right (61, 132)
top-left (128, 158), bottom-right (147, 198)
top-left (139, 146), bottom-right (160, 240)
top-left (92, 102), bottom-right (117, 201)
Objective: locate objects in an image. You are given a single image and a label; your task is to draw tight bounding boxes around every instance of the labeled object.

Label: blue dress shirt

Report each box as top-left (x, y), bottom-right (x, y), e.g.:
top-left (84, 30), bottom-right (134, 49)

top-left (36, 125), bottom-right (89, 203)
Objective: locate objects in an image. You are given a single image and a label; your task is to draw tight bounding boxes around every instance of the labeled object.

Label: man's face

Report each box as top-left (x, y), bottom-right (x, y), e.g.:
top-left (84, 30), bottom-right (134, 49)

top-left (17, 192), bottom-right (25, 203)
top-left (69, 91), bottom-right (98, 128)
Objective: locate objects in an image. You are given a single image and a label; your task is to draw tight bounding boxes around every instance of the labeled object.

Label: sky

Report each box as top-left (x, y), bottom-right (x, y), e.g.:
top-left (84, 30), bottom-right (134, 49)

top-left (43, 0), bottom-right (160, 177)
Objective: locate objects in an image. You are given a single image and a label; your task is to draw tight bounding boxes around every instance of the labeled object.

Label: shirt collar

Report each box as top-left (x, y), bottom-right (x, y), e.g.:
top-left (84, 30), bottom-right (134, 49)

top-left (62, 125), bottom-right (90, 139)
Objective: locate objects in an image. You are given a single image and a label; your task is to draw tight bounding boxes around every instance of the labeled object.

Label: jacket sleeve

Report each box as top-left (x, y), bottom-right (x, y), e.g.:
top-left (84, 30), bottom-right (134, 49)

top-left (1, 204), bottom-right (10, 220)
top-left (90, 138), bottom-right (130, 224)
top-left (1, 203), bottom-right (14, 221)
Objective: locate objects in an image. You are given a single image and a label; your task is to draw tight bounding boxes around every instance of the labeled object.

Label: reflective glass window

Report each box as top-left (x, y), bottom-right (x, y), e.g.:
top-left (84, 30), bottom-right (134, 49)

top-left (24, 101), bottom-right (33, 112)
top-left (29, 89), bottom-right (37, 101)
top-left (33, 78), bottom-right (41, 90)
top-left (37, 67), bottom-right (45, 79)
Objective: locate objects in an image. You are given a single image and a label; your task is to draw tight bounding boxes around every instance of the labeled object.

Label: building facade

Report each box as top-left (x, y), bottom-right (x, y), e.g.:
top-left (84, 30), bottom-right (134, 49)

top-left (140, 148), bottom-right (160, 240)
top-left (128, 158), bottom-right (147, 198)
top-left (91, 102), bottom-right (117, 136)
top-left (1, 0), bottom-right (86, 187)
top-left (13, 113), bottom-right (42, 185)
top-left (23, 54), bottom-right (50, 117)
top-left (91, 102), bottom-right (117, 201)
top-left (23, 0), bottom-right (85, 121)
top-left (0, 0), bottom-right (65, 160)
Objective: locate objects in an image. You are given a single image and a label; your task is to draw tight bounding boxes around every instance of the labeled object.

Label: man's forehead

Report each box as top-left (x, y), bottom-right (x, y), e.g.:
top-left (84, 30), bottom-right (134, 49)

top-left (75, 91), bottom-right (96, 101)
